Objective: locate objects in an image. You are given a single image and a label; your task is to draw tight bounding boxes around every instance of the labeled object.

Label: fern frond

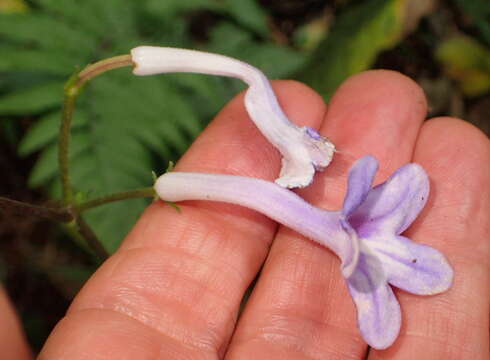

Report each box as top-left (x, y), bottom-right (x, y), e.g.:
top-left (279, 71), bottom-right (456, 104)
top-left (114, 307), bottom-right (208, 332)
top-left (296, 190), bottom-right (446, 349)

top-left (0, 46), bottom-right (78, 74)
top-left (0, 81), bottom-right (64, 114)
top-left (0, 14), bottom-right (95, 55)
top-left (208, 23), bottom-right (306, 79)
top-left (19, 110), bottom-right (87, 156)
top-left (28, 130), bottom-right (91, 187)
top-left (3, 0), bottom-right (305, 253)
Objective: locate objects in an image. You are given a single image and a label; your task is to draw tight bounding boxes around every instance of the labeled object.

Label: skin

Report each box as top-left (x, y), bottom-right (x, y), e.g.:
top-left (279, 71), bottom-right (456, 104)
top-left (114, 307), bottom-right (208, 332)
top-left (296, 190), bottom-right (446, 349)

top-left (3, 71), bottom-right (489, 359)
top-left (0, 287), bottom-right (31, 360)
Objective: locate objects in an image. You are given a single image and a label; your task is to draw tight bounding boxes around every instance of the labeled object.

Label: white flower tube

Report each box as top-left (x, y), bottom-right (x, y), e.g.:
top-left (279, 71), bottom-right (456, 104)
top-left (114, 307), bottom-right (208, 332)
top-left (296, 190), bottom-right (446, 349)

top-left (155, 171), bottom-right (359, 278)
top-left (131, 46), bottom-right (335, 188)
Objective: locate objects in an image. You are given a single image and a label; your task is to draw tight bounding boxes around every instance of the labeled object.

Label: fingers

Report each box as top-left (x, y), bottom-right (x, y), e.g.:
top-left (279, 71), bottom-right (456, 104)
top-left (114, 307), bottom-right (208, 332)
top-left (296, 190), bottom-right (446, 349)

top-left (369, 118), bottom-right (490, 360)
top-left (39, 81), bottom-right (327, 359)
top-left (226, 71), bottom-right (428, 359)
top-left (0, 287), bottom-right (32, 360)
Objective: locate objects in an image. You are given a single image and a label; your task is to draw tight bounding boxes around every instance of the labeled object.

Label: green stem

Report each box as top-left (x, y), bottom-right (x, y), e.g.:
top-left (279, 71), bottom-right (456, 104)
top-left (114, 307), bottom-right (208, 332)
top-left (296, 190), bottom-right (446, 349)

top-left (57, 54), bottom-right (134, 259)
top-left (58, 55), bottom-right (134, 206)
top-left (59, 77), bottom-right (77, 205)
top-left (76, 187), bottom-right (155, 213)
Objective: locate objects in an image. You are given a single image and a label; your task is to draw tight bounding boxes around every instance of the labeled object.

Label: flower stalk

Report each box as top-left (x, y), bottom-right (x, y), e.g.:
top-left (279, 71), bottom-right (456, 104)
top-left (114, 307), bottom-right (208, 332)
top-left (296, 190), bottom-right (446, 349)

top-left (75, 187), bottom-right (155, 213)
top-left (54, 55), bottom-right (136, 257)
top-left (59, 55), bottom-right (134, 205)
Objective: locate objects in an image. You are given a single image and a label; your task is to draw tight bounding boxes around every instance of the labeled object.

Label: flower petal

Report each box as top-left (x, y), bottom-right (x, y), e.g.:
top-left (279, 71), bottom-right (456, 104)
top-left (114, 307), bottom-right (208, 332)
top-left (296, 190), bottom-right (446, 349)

top-left (274, 126), bottom-right (335, 188)
top-left (347, 251), bottom-right (401, 349)
top-left (275, 154), bottom-right (316, 189)
top-left (369, 235), bottom-right (454, 295)
top-left (348, 163), bottom-right (429, 236)
top-left (342, 155), bottom-right (379, 217)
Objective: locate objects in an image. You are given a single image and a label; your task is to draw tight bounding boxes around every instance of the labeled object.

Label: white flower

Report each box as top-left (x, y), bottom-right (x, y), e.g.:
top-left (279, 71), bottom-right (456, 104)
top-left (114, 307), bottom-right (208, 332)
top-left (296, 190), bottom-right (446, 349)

top-left (131, 46), bottom-right (335, 188)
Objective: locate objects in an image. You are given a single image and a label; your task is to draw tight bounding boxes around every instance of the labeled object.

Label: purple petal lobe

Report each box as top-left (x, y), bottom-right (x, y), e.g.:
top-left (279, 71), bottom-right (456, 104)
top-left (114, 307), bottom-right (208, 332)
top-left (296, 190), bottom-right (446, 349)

top-left (369, 235), bottom-right (454, 295)
top-left (347, 251), bottom-right (401, 349)
top-left (348, 163), bottom-right (429, 236)
top-left (342, 155), bottom-right (379, 217)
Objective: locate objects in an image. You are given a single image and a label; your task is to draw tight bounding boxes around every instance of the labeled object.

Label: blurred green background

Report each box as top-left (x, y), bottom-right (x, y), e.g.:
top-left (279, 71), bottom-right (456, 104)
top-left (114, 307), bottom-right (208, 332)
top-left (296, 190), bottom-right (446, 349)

top-left (0, 0), bottom-right (489, 351)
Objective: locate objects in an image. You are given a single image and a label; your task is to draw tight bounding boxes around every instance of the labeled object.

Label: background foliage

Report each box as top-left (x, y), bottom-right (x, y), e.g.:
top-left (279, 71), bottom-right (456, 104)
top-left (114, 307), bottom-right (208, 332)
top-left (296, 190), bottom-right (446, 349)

top-left (0, 0), bottom-right (489, 351)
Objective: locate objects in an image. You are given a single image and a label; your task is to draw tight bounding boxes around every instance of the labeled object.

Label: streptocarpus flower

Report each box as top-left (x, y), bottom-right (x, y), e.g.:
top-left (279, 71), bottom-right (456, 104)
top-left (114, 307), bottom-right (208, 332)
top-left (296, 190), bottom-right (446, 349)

top-left (130, 46), bottom-right (335, 189)
top-left (154, 155), bottom-right (454, 349)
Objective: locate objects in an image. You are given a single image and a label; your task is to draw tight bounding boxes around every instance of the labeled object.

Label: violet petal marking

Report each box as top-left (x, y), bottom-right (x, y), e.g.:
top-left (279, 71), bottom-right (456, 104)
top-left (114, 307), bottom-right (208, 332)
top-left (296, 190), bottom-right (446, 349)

top-left (154, 155), bottom-right (454, 349)
top-left (131, 46), bottom-right (335, 189)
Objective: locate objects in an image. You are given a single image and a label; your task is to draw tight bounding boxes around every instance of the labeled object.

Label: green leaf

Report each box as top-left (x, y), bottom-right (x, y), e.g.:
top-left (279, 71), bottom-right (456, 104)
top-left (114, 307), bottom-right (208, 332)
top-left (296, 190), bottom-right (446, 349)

top-left (298, 0), bottom-right (406, 100)
top-left (452, 0), bottom-right (490, 46)
top-left (145, 0), bottom-right (222, 17)
top-left (208, 22), bottom-right (306, 79)
top-left (223, 0), bottom-right (269, 36)
top-left (33, 0), bottom-right (105, 36)
top-left (86, 0), bottom-right (138, 43)
top-left (84, 199), bottom-right (149, 253)
top-left (0, 1), bottom-right (196, 254)
top-left (28, 131), bottom-right (91, 187)
top-left (167, 73), bottom-right (228, 114)
top-left (436, 36), bottom-right (490, 96)
top-left (2, 0), bottom-right (306, 255)
top-left (0, 118), bottom-right (21, 146)
top-left (0, 82), bottom-right (63, 114)
top-left (0, 13), bottom-right (96, 55)
top-left (34, 0), bottom-right (135, 39)
top-left (0, 46), bottom-right (79, 75)
top-left (19, 110), bottom-right (87, 156)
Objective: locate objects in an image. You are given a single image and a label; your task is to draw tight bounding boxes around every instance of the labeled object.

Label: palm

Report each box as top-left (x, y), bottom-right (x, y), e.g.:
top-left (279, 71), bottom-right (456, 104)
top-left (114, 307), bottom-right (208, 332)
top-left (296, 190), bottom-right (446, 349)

top-left (35, 71), bottom-right (489, 359)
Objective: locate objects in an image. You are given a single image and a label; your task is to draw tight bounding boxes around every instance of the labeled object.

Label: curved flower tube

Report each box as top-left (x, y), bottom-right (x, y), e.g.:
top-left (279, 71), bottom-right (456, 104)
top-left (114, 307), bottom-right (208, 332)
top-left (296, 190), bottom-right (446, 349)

top-left (131, 46), bottom-right (335, 189)
top-left (154, 155), bottom-right (454, 349)
top-left (155, 170), bottom-right (360, 278)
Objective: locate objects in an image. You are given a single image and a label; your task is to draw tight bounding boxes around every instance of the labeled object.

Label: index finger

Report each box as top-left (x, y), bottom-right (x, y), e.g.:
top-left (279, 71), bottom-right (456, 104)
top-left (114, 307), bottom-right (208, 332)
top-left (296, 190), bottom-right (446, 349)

top-left (39, 80), bottom-right (327, 359)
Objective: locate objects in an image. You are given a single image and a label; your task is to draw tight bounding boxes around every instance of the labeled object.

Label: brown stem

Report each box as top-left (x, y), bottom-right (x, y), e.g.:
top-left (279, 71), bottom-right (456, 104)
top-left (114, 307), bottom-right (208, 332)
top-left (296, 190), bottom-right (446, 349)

top-left (74, 216), bottom-right (109, 261)
top-left (0, 196), bottom-right (73, 223)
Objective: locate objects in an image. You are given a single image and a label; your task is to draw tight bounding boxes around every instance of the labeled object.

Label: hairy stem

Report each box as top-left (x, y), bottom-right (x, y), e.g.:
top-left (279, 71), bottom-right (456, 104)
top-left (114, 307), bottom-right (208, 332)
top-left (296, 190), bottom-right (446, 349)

top-left (58, 55), bottom-right (134, 206)
top-left (57, 54), bottom-right (134, 257)
top-left (74, 216), bottom-right (110, 261)
top-left (76, 187), bottom-right (155, 213)
top-left (77, 55), bottom-right (133, 87)
top-left (0, 196), bottom-right (73, 222)
top-left (59, 74), bottom-right (77, 205)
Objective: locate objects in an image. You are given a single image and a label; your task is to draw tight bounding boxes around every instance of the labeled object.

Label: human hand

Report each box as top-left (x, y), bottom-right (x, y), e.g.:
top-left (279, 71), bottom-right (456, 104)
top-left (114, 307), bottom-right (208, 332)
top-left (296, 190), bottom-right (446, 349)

top-left (8, 71), bottom-right (490, 359)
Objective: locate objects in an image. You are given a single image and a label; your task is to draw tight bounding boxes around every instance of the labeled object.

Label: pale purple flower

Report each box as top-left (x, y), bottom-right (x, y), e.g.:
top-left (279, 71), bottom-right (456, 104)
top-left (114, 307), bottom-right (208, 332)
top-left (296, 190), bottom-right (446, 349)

top-left (154, 155), bottom-right (453, 349)
top-left (131, 46), bottom-right (335, 188)
top-left (341, 156), bottom-right (453, 348)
